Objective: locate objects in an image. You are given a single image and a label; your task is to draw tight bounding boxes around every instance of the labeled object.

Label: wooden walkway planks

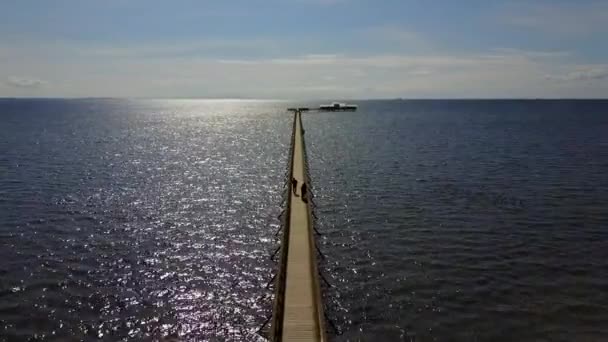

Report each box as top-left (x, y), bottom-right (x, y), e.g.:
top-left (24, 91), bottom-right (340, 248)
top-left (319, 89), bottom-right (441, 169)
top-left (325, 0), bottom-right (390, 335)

top-left (272, 110), bottom-right (325, 342)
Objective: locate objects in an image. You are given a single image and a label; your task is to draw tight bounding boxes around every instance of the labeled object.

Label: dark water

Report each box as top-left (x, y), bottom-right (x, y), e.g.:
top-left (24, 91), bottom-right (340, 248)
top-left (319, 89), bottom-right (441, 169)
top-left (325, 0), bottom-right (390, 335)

top-left (2, 99), bottom-right (608, 341)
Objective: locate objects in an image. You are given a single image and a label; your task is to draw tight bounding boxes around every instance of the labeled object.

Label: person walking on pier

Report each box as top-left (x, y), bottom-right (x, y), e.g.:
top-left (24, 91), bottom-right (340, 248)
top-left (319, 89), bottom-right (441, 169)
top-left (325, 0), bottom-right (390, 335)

top-left (291, 178), bottom-right (299, 196)
top-left (301, 183), bottom-right (308, 203)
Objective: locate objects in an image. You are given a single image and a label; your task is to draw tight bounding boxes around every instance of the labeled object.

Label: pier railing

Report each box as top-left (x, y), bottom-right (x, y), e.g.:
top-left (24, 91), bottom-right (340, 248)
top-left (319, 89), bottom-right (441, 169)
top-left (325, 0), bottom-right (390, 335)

top-left (269, 109), bottom-right (327, 342)
top-left (298, 111), bottom-right (327, 341)
top-left (269, 111), bottom-right (297, 340)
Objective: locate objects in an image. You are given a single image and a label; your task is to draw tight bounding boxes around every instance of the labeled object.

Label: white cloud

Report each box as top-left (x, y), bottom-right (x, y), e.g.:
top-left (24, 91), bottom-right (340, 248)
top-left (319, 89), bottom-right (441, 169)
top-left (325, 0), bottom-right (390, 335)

top-left (0, 38), bottom-right (605, 99)
top-left (490, 48), bottom-right (571, 59)
top-left (408, 69), bottom-right (432, 76)
top-left (546, 66), bottom-right (608, 82)
top-left (0, 38), bottom-right (281, 62)
top-left (91, 40), bottom-right (278, 59)
top-left (5, 76), bottom-right (47, 88)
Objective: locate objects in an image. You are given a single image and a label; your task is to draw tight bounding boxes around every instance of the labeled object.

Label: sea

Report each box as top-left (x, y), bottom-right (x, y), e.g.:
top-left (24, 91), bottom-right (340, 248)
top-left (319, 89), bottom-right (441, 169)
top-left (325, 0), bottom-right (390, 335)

top-left (1, 99), bottom-right (607, 341)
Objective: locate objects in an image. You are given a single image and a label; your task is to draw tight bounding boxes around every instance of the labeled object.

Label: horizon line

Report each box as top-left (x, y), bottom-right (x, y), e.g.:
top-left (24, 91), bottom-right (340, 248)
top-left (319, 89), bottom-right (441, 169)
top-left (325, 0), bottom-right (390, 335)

top-left (1, 97), bottom-right (608, 101)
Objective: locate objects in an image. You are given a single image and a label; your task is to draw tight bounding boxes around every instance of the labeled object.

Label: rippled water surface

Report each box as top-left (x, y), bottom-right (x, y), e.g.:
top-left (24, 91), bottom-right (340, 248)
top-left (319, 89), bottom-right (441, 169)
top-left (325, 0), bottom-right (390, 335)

top-left (305, 100), bottom-right (608, 341)
top-left (2, 99), bottom-right (608, 341)
top-left (1, 99), bottom-right (289, 341)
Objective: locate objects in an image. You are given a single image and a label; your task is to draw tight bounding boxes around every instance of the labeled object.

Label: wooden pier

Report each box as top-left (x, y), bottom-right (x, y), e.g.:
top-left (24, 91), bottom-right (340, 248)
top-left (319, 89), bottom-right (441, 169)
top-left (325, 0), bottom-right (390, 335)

top-left (270, 110), bottom-right (326, 342)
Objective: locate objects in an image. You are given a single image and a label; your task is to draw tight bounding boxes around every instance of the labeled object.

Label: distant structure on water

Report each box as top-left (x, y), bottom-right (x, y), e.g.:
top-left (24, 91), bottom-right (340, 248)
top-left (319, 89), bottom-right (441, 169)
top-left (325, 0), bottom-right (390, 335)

top-left (288, 102), bottom-right (358, 113)
top-left (318, 102), bottom-right (357, 111)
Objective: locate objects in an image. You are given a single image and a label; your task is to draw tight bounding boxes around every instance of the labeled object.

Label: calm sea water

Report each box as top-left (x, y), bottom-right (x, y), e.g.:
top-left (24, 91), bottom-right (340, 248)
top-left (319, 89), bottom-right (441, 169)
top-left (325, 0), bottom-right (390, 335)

top-left (1, 99), bottom-right (608, 341)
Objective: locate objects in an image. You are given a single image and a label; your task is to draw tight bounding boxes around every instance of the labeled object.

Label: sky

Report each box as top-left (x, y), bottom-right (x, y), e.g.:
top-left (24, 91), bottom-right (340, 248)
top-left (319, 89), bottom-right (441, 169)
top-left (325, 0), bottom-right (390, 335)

top-left (1, 0), bottom-right (607, 99)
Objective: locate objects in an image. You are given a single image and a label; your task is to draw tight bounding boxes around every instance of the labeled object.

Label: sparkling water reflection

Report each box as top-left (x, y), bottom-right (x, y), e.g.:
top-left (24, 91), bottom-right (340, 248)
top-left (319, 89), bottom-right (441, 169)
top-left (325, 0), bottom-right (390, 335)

top-left (1, 99), bottom-right (288, 340)
top-left (2, 99), bottom-right (608, 341)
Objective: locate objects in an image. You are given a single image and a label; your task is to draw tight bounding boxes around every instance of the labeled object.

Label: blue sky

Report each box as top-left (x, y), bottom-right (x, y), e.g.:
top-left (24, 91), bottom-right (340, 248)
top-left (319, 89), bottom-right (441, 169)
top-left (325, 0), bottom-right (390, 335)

top-left (1, 0), bottom-right (607, 98)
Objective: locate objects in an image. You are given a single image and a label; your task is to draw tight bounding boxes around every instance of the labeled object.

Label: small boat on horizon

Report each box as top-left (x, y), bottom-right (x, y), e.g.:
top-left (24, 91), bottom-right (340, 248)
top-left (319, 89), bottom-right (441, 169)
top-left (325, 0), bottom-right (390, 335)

top-left (318, 102), bottom-right (357, 111)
